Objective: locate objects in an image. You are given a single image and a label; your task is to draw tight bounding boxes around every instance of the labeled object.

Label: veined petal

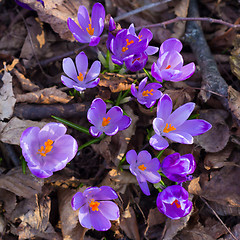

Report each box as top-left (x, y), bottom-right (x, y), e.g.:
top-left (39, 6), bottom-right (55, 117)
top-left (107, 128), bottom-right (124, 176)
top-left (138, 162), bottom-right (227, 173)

top-left (138, 180), bottom-right (150, 196)
top-left (84, 78), bottom-right (99, 89)
top-left (91, 3), bottom-right (105, 36)
top-left (160, 69), bottom-right (182, 81)
top-left (141, 170), bottom-right (161, 183)
top-left (117, 115), bottom-right (131, 131)
top-left (79, 204), bottom-right (92, 229)
top-left (28, 166), bottom-right (53, 178)
top-left (106, 106), bottom-right (123, 122)
top-left (157, 94), bottom-right (172, 121)
top-left (61, 75), bottom-right (76, 88)
top-left (150, 134), bottom-right (169, 150)
top-left (167, 102), bottom-right (195, 127)
top-left (138, 28), bottom-right (153, 43)
top-left (89, 36), bottom-right (101, 46)
top-left (138, 77), bottom-right (147, 92)
top-left (62, 57), bottom-right (78, 80)
top-left (94, 186), bottom-right (118, 200)
top-left (131, 83), bottom-right (138, 97)
top-left (165, 131), bottom-right (193, 144)
top-left (71, 192), bottom-right (85, 210)
top-left (128, 23), bottom-right (136, 35)
top-left (85, 60), bottom-right (101, 83)
top-left (77, 5), bottom-right (90, 30)
top-left (153, 118), bottom-right (165, 136)
top-left (89, 126), bottom-right (102, 137)
top-left (137, 150), bottom-right (152, 164)
top-left (75, 51), bottom-right (88, 77)
top-left (104, 124), bottom-right (119, 136)
top-left (126, 149), bottom-right (137, 165)
top-left (90, 210), bottom-right (111, 231)
top-left (172, 62), bottom-right (195, 82)
top-left (160, 38), bottom-right (182, 55)
top-left (98, 201), bottom-right (119, 220)
top-left (151, 62), bottom-right (163, 82)
top-left (145, 46), bottom-right (159, 55)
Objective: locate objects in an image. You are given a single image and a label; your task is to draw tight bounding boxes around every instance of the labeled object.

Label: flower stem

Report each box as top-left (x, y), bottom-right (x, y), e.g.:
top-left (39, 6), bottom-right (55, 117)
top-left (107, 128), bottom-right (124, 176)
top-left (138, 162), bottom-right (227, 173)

top-left (78, 137), bottom-right (103, 151)
top-left (156, 149), bottom-right (165, 159)
top-left (20, 155), bottom-right (26, 174)
top-left (143, 68), bottom-right (154, 82)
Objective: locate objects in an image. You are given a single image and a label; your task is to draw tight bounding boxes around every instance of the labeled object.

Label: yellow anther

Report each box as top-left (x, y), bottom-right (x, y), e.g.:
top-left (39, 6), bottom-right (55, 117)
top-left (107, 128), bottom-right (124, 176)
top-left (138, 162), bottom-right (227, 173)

top-left (171, 199), bottom-right (181, 208)
top-left (77, 73), bottom-right (84, 81)
top-left (122, 38), bottom-right (134, 52)
top-left (37, 139), bottom-right (53, 157)
top-left (163, 123), bottom-right (176, 133)
top-left (138, 164), bottom-right (147, 171)
top-left (102, 117), bottom-right (111, 127)
top-left (138, 35), bottom-right (142, 41)
top-left (89, 199), bottom-right (100, 211)
top-left (86, 23), bottom-right (94, 36)
top-left (142, 89), bottom-right (154, 97)
top-left (166, 65), bottom-right (171, 69)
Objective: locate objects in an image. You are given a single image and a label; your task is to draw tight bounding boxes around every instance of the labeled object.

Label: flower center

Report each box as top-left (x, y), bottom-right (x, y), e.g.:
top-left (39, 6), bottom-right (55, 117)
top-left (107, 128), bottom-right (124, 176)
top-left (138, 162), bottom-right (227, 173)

top-left (37, 139), bottom-right (53, 157)
top-left (132, 57), bottom-right (141, 64)
top-left (166, 65), bottom-right (171, 69)
top-left (122, 39), bottom-right (134, 52)
top-left (138, 164), bottom-right (146, 171)
top-left (171, 199), bottom-right (181, 208)
top-left (163, 123), bottom-right (176, 133)
top-left (138, 35), bottom-right (142, 41)
top-left (77, 73), bottom-right (84, 81)
top-left (102, 117), bottom-right (111, 127)
top-left (142, 89), bottom-right (154, 97)
top-left (86, 23), bottom-right (94, 36)
top-left (89, 199), bottom-right (100, 211)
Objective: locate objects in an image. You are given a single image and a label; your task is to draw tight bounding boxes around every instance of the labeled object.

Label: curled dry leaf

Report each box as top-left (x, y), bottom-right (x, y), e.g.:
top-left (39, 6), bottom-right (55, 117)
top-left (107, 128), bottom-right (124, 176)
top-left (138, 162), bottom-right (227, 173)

top-left (228, 85), bottom-right (240, 122)
top-left (18, 0), bottom-right (90, 41)
top-left (16, 86), bottom-right (73, 104)
top-left (0, 117), bottom-right (48, 145)
top-left (230, 34), bottom-right (240, 80)
top-left (194, 109), bottom-right (230, 152)
top-left (204, 217), bottom-right (228, 239)
top-left (0, 189), bottom-right (16, 219)
top-left (0, 167), bottom-right (43, 199)
top-left (0, 67), bottom-right (16, 120)
top-left (120, 204), bottom-right (140, 240)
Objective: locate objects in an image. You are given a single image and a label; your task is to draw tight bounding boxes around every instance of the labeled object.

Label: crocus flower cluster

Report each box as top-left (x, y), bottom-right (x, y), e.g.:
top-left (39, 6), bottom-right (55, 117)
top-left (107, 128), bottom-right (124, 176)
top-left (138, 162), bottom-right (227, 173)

top-left (72, 186), bottom-right (119, 231)
top-left (61, 51), bottom-right (101, 91)
top-left (20, 123), bottom-right (78, 178)
top-left (126, 150), bottom-right (161, 195)
top-left (67, 3), bottom-right (105, 46)
top-left (150, 94), bottom-right (212, 150)
top-left (131, 77), bottom-right (162, 108)
top-left (151, 38), bottom-right (195, 82)
top-left (156, 185), bottom-right (192, 219)
top-left (87, 98), bottom-right (131, 137)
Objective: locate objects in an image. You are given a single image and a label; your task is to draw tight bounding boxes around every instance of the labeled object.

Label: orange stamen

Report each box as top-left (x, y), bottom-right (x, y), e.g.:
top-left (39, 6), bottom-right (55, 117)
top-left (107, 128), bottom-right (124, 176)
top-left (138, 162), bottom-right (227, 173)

top-left (138, 164), bottom-right (146, 171)
top-left (138, 35), bottom-right (142, 41)
top-left (171, 199), bottom-right (181, 208)
top-left (163, 123), bottom-right (176, 133)
top-left (89, 199), bottom-right (100, 211)
top-left (37, 139), bottom-right (53, 157)
top-left (166, 65), bottom-right (171, 69)
top-left (122, 39), bottom-right (134, 52)
top-left (102, 117), bottom-right (111, 127)
top-left (77, 73), bottom-right (84, 81)
top-left (132, 57), bottom-right (141, 64)
top-left (142, 89), bottom-right (154, 97)
top-left (86, 23), bottom-right (94, 36)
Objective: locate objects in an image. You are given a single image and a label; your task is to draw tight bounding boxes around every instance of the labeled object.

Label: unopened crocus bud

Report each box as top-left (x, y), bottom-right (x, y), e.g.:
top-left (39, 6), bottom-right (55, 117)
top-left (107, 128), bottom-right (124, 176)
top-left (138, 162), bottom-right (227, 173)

top-left (109, 17), bottom-right (116, 31)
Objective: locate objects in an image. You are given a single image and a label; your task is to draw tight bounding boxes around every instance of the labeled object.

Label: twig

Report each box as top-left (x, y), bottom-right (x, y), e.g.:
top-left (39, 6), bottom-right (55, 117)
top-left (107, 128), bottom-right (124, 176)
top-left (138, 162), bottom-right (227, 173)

top-left (136, 16), bottom-right (240, 31)
top-left (114, 0), bottom-right (172, 22)
top-left (185, 0), bottom-right (229, 108)
top-left (200, 197), bottom-right (238, 240)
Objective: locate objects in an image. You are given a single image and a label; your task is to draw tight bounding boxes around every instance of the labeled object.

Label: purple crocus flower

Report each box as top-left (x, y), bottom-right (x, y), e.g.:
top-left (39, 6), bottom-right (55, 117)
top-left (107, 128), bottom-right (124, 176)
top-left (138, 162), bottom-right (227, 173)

top-left (151, 38), bottom-right (195, 82)
top-left (87, 98), bottom-right (131, 137)
top-left (110, 29), bottom-right (148, 65)
top-left (72, 186), bottom-right (119, 231)
top-left (20, 123), bottom-right (78, 178)
top-left (156, 185), bottom-right (192, 219)
top-left (126, 150), bottom-right (161, 195)
top-left (67, 3), bottom-right (105, 46)
top-left (15, 0), bottom-right (44, 9)
top-left (61, 51), bottom-right (101, 91)
top-left (131, 77), bottom-right (162, 108)
top-left (150, 94), bottom-right (212, 150)
top-left (161, 153), bottom-right (196, 182)
top-left (125, 52), bottom-right (148, 72)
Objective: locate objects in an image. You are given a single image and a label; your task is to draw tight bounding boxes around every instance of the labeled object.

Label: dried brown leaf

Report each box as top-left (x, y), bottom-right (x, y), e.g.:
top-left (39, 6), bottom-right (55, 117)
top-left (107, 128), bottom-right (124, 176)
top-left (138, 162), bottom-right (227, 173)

top-left (0, 67), bottom-right (16, 120)
top-left (0, 189), bottom-right (17, 218)
top-left (230, 34), bottom-right (240, 80)
top-left (16, 86), bottom-right (73, 104)
top-left (58, 188), bottom-right (87, 240)
top-left (228, 85), bottom-right (240, 121)
top-left (120, 205), bottom-right (140, 240)
top-left (0, 167), bottom-right (43, 198)
top-left (0, 117), bottom-right (48, 145)
top-left (204, 217), bottom-right (228, 239)
top-left (195, 109), bottom-right (230, 152)
top-left (221, 223), bottom-right (240, 240)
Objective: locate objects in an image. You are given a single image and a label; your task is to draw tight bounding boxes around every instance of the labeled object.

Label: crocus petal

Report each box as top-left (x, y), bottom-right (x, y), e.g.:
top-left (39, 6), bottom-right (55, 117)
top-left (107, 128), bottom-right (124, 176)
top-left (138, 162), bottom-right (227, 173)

top-left (77, 5), bottom-right (91, 30)
top-left (84, 78), bottom-right (100, 89)
top-left (62, 57), bottom-right (78, 80)
top-left (150, 134), bottom-right (169, 150)
top-left (167, 102), bottom-right (195, 127)
top-left (28, 166), bottom-right (53, 178)
top-left (99, 201), bottom-right (119, 220)
top-left (138, 28), bottom-right (153, 43)
top-left (104, 124), bottom-right (119, 136)
top-left (71, 192), bottom-right (85, 210)
top-left (138, 180), bottom-right (150, 196)
top-left (160, 69), bottom-right (182, 81)
top-left (138, 77), bottom-right (147, 92)
top-left (160, 51), bottom-right (183, 70)
top-left (89, 36), bottom-right (101, 46)
top-left (128, 23), bottom-right (136, 35)
top-left (157, 94), bottom-right (173, 120)
top-left (84, 187), bottom-right (101, 198)
top-left (160, 38), bottom-right (182, 56)
top-left (145, 46), bottom-right (159, 55)
top-left (90, 210), bottom-right (111, 231)
top-left (141, 170), bottom-right (161, 183)
top-left (144, 158), bottom-right (161, 172)
top-left (131, 84), bottom-right (138, 97)
top-left (165, 131), bottom-right (193, 144)
top-left (117, 115), bottom-right (131, 131)
top-left (79, 204), bottom-right (92, 229)
top-left (126, 149), bottom-right (137, 165)
top-left (153, 118), bottom-right (165, 136)
top-left (90, 98), bottom-right (106, 116)
top-left (137, 150), bottom-right (152, 164)
top-left (89, 126), bottom-right (102, 137)
top-left (106, 106), bottom-right (123, 123)
top-left (61, 75), bottom-right (76, 88)
top-left (151, 62), bottom-right (163, 82)
top-left (109, 17), bottom-right (116, 31)
top-left (75, 51), bottom-right (88, 77)
top-left (91, 3), bottom-right (105, 36)
top-left (177, 119), bottom-right (212, 136)
top-left (85, 60), bottom-right (101, 83)
top-left (94, 186), bottom-right (118, 200)
top-left (172, 62), bottom-right (195, 82)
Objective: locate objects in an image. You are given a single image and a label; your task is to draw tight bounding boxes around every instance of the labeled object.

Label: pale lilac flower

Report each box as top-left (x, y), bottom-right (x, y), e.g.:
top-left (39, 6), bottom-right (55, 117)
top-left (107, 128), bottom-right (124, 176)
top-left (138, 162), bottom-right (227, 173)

top-left (150, 94), bottom-right (212, 150)
top-left (20, 123), bottom-right (78, 178)
top-left (126, 150), bottom-right (161, 195)
top-left (87, 98), bottom-right (131, 137)
top-left (156, 185), bottom-right (192, 219)
top-left (161, 153), bottom-right (196, 182)
top-left (72, 186), bottom-right (119, 231)
top-left (151, 38), bottom-right (195, 82)
top-left (67, 3), bottom-right (105, 46)
top-left (61, 51), bottom-right (101, 91)
top-left (131, 77), bottom-right (162, 108)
